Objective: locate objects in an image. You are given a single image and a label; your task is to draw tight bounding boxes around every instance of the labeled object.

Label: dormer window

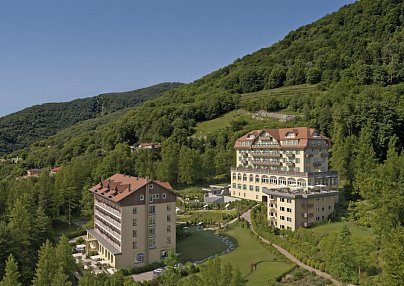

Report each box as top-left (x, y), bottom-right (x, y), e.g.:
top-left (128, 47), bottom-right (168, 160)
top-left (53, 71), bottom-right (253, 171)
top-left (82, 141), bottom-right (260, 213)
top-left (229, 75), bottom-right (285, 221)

top-left (313, 131), bottom-right (320, 137)
top-left (247, 134), bottom-right (256, 139)
top-left (285, 132), bottom-right (296, 138)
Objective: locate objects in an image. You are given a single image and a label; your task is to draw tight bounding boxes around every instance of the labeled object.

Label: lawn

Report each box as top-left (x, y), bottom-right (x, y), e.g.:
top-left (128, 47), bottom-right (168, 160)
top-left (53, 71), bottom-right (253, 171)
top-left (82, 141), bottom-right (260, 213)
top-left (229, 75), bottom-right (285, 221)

top-left (311, 221), bottom-right (373, 238)
top-left (176, 227), bottom-right (230, 262)
top-left (220, 227), bottom-right (292, 285)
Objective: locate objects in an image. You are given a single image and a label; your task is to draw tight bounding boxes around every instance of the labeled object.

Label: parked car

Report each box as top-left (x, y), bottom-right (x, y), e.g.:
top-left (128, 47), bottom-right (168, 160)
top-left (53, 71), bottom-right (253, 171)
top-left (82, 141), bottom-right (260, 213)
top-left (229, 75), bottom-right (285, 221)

top-left (153, 268), bottom-right (165, 276)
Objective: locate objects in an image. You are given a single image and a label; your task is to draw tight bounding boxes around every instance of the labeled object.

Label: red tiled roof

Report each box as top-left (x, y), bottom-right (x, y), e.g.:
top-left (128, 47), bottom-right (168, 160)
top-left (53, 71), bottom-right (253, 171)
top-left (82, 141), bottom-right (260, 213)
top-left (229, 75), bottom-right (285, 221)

top-left (235, 127), bottom-right (329, 149)
top-left (89, 174), bottom-right (173, 203)
top-left (51, 166), bottom-right (62, 172)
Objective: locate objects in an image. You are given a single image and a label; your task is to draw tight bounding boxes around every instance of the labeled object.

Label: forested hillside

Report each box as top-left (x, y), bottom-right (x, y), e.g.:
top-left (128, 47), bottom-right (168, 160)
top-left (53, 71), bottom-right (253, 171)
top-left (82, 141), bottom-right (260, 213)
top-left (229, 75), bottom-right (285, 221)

top-left (0, 82), bottom-right (183, 155)
top-left (0, 0), bottom-right (403, 285)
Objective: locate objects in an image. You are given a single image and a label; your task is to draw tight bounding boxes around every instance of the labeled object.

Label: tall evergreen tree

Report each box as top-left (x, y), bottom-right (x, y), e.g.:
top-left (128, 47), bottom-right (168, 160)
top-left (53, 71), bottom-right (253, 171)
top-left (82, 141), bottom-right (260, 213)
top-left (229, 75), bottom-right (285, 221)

top-left (32, 240), bottom-right (56, 286)
top-left (51, 266), bottom-right (72, 286)
top-left (0, 254), bottom-right (22, 286)
top-left (55, 235), bottom-right (77, 283)
top-left (7, 198), bottom-right (31, 245)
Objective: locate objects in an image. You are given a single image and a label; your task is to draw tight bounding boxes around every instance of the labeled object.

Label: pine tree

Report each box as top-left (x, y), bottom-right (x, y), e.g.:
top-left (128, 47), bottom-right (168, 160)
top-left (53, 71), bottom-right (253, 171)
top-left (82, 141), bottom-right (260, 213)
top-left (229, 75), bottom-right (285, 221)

top-left (7, 198), bottom-right (31, 245)
top-left (0, 254), bottom-right (22, 286)
top-left (55, 235), bottom-right (77, 283)
top-left (32, 240), bottom-right (56, 286)
top-left (51, 267), bottom-right (72, 286)
top-left (31, 206), bottom-right (51, 249)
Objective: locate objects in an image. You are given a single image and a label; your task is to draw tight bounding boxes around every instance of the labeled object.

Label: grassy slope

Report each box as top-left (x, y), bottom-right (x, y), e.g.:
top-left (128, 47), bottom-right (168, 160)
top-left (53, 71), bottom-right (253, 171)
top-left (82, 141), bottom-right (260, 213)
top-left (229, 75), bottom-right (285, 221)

top-left (311, 221), bottom-right (374, 238)
top-left (220, 227), bottom-right (292, 285)
top-left (194, 84), bottom-right (322, 135)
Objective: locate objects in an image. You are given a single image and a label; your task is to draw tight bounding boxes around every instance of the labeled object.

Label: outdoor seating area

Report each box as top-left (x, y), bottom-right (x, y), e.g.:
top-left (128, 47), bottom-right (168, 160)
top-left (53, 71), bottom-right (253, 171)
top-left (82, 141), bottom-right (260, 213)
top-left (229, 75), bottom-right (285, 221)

top-left (72, 251), bottom-right (117, 275)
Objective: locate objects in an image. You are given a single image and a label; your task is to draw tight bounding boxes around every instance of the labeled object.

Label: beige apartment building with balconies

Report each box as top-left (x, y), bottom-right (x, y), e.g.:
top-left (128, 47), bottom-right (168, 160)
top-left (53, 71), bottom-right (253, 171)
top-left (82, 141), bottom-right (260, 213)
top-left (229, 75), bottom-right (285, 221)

top-left (85, 174), bottom-right (176, 269)
top-left (230, 127), bottom-right (339, 229)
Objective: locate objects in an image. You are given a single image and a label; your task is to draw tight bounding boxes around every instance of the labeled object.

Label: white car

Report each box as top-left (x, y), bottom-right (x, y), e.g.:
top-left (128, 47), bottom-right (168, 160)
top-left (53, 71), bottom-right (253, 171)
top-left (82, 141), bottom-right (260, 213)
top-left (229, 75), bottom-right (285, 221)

top-left (153, 268), bottom-right (165, 276)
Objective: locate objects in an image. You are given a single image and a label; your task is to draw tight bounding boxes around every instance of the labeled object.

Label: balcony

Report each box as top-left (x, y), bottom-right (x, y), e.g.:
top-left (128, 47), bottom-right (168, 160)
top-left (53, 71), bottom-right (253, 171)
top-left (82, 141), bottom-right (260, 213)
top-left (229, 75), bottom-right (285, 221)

top-left (303, 212), bottom-right (313, 218)
top-left (321, 152), bottom-right (329, 157)
top-left (305, 154), bottom-right (313, 158)
top-left (286, 153), bottom-right (295, 158)
top-left (302, 222), bottom-right (312, 228)
top-left (251, 161), bottom-right (281, 167)
top-left (241, 159), bottom-right (248, 164)
top-left (286, 162), bottom-right (295, 167)
top-left (252, 153), bottom-right (281, 158)
top-left (301, 203), bottom-right (313, 208)
top-left (241, 152), bottom-right (248, 157)
top-left (313, 162), bottom-right (322, 167)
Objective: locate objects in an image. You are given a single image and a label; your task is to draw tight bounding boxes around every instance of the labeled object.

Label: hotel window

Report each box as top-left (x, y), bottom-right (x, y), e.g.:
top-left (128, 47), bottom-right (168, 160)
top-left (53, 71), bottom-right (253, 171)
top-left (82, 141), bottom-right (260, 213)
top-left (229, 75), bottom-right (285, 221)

top-left (149, 227), bottom-right (156, 237)
top-left (232, 183), bottom-right (236, 188)
top-left (167, 215), bottom-right (171, 222)
top-left (249, 185), bottom-right (253, 191)
top-left (262, 176), bottom-right (269, 183)
top-left (237, 184), bottom-right (241, 190)
top-left (243, 193), bottom-right (246, 197)
top-left (133, 218), bottom-right (137, 226)
top-left (256, 195), bottom-right (258, 200)
top-left (249, 174), bottom-right (254, 182)
top-left (287, 208), bottom-right (292, 213)
top-left (280, 225), bottom-right (285, 229)
top-left (161, 250), bottom-right (168, 259)
top-left (140, 195), bottom-right (144, 200)
top-left (133, 230), bottom-right (137, 237)
top-left (167, 236), bottom-right (171, 244)
top-left (280, 216), bottom-right (285, 220)
top-left (280, 207), bottom-right (285, 211)
top-left (149, 216), bottom-right (156, 226)
top-left (287, 199), bottom-right (292, 203)
top-left (167, 225), bottom-right (171, 232)
top-left (237, 174), bottom-right (241, 180)
top-left (132, 241), bottom-right (137, 249)
top-left (133, 207), bottom-right (137, 214)
top-left (287, 226), bottom-right (292, 230)
top-left (149, 238), bottom-right (156, 249)
top-left (232, 173), bottom-right (236, 180)
top-left (149, 205), bottom-right (156, 214)
top-left (255, 186), bottom-right (260, 192)
top-left (243, 184), bottom-right (247, 190)
top-left (280, 198), bottom-right (285, 202)
top-left (270, 176), bottom-right (277, 185)
top-left (167, 204), bottom-right (171, 211)
top-left (163, 193), bottom-right (167, 199)
top-left (255, 175), bottom-right (260, 183)
top-left (287, 217), bottom-right (292, 222)
top-left (243, 174), bottom-right (247, 181)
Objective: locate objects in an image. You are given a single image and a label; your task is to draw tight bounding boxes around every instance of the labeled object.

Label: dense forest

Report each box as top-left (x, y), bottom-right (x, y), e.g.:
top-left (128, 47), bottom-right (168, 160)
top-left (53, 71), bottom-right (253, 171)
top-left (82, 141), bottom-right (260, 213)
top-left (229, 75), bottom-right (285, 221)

top-left (0, 82), bottom-right (183, 155)
top-left (0, 0), bottom-right (403, 285)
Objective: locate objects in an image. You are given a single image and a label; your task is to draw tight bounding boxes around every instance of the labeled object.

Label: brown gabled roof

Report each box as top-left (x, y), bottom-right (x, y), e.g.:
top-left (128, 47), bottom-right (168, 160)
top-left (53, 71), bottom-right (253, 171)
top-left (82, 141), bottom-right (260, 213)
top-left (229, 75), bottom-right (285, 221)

top-left (235, 127), bottom-right (329, 149)
top-left (89, 174), bottom-right (173, 203)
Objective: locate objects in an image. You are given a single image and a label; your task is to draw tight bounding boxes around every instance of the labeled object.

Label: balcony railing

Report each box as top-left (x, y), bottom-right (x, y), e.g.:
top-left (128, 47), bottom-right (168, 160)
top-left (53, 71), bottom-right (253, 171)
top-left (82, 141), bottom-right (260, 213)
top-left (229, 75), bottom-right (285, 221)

top-left (305, 154), bottom-right (314, 158)
top-left (286, 162), bottom-right (295, 167)
top-left (303, 212), bottom-right (313, 218)
top-left (313, 162), bottom-right (322, 167)
top-left (302, 222), bottom-right (312, 227)
top-left (251, 161), bottom-right (281, 166)
top-left (252, 153), bottom-right (281, 158)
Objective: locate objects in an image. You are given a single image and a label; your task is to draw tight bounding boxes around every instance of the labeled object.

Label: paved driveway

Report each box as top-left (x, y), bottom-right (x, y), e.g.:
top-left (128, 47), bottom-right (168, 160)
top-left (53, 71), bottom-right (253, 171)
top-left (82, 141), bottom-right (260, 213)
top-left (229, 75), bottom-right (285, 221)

top-left (132, 271), bottom-right (154, 282)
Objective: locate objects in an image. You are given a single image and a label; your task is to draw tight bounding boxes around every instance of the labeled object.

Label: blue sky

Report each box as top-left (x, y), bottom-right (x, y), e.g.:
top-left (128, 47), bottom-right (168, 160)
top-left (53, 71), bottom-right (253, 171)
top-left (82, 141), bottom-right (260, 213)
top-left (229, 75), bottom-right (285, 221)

top-left (0, 0), bottom-right (355, 117)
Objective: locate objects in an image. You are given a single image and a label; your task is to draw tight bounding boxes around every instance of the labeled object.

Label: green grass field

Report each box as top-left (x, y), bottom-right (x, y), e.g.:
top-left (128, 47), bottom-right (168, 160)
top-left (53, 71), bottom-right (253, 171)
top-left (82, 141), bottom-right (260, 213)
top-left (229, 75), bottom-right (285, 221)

top-left (176, 227), bottom-right (230, 262)
top-left (194, 109), bottom-right (287, 135)
top-left (311, 221), bottom-right (373, 238)
top-left (220, 227), bottom-right (292, 285)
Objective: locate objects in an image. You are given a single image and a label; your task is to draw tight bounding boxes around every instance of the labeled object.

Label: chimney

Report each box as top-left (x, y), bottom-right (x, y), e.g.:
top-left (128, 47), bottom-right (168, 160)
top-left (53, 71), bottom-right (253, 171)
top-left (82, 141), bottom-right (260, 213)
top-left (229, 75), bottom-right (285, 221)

top-left (128, 184), bottom-right (131, 192)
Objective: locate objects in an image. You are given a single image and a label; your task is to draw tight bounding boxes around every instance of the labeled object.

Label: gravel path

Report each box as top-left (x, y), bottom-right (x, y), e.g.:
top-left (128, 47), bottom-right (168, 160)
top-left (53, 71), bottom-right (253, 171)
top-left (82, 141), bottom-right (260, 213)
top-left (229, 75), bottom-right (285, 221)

top-left (241, 209), bottom-right (355, 286)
